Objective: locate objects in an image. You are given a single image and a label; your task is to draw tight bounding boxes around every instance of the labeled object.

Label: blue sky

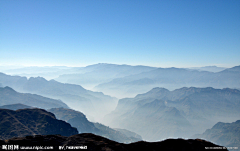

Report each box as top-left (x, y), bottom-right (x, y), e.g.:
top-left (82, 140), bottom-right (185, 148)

top-left (0, 0), bottom-right (239, 68)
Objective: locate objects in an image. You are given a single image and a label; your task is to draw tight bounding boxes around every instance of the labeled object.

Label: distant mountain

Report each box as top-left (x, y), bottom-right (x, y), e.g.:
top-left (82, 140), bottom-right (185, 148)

top-left (0, 87), bottom-right (69, 109)
top-left (188, 66), bottom-right (227, 72)
top-left (0, 133), bottom-right (227, 151)
top-left (0, 108), bottom-right (78, 140)
top-left (103, 87), bottom-right (240, 141)
top-left (94, 65), bottom-right (240, 98)
top-left (55, 63), bottom-right (156, 89)
top-left (193, 120), bottom-right (240, 151)
top-left (48, 108), bottom-right (142, 143)
top-left (105, 99), bottom-right (192, 141)
top-left (0, 66), bottom-right (82, 80)
top-left (0, 73), bottom-right (117, 121)
top-left (0, 103), bottom-right (32, 110)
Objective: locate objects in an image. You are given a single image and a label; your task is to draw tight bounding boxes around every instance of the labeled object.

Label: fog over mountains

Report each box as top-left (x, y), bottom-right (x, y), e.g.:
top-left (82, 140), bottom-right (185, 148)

top-left (93, 65), bottom-right (240, 98)
top-left (19, 63), bottom-right (237, 98)
top-left (56, 63), bottom-right (156, 89)
top-left (193, 120), bottom-right (240, 151)
top-left (0, 66), bottom-right (82, 80)
top-left (188, 66), bottom-right (227, 73)
top-left (1, 64), bottom-right (236, 99)
top-left (0, 87), bottom-right (69, 109)
top-left (103, 87), bottom-right (240, 141)
top-left (0, 63), bottom-right (239, 148)
top-left (48, 107), bottom-right (142, 143)
top-left (55, 64), bottom-right (239, 99)
top-left (0, 72), bottom-right (117, 121)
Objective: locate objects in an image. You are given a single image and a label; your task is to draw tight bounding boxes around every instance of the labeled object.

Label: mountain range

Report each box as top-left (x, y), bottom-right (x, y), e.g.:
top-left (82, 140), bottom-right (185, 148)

top-left (1, 64), bottom-right (238, 99)
top-left (0, 104), bottom-right (142, 144)
top-left (103, 87), bottom-right (240, 141)
top-left (0, 63), bottom-right (239, 146)
top-left (94, 65), bottom-right (240, 98)
top-left (0, 73), bottom-right (117, 121)
top-left (0, 87), bottom-right (68, 109)
top-left (0, 66), bottom-right (82, 80)
top-left (55, 63), bottom-right (156, 89)
top-left (48, 107), bottom-right (142, 143)
top-left (188, 66), bottom-right (226, 72)
top-left (193, 120), bottom-right (240, 151)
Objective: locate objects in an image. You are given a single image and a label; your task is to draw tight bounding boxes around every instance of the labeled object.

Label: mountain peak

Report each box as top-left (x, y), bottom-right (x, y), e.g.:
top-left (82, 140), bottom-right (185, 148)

top-left (28, 76), bottom-right (48, 82)
top-left (1, 86), bottom-right (16, 92)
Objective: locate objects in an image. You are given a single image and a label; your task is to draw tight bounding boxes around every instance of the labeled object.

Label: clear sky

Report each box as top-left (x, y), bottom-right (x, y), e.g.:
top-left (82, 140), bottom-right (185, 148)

top-left (0, 0), bottom-right (239, 68)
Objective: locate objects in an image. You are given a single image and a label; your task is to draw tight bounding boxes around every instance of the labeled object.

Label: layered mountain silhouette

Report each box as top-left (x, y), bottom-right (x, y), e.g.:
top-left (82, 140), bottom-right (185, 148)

top-left (0, 108), bottom-right (78, 140)
top-left (188, 66), bottom-right (226, 72)
top-left (0, 66), bottom-right (81, 80)
top-left (0, 87), bottom-right (69, 109)
top-left (193, 120), bottom-right (240, 151)
top-left (94, 65), bottom-right (240, 98)
top-left (0, 73), bottom-right (117, 121)
top-left (48, 108), bottom-right (142, 143)
top-left (2, 64), bottom-right (239, 99)
top-left (103, 87), bottom-right (240, 141)
top-left (55, 63), bottom-right (156, 89)
top-left (0, 133), bottom-right (227, 151)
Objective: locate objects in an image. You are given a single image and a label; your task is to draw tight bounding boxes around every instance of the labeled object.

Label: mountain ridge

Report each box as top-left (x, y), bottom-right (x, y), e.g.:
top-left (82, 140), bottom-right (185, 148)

top-left (0, 108), bottom-right (78, 140)
top-left (0, 86), bottom-right (69, 109)
top-left (0, 73), bottom-right (117, 121)
top-left (103, 87), bottom-right (240, 141)
top-left (0, 133), bottom-right (227, 151)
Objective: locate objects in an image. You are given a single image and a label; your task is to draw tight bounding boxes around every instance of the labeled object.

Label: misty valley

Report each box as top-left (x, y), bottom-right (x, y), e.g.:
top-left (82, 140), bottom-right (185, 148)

top-left (0, 64), bottom-right (239, 150)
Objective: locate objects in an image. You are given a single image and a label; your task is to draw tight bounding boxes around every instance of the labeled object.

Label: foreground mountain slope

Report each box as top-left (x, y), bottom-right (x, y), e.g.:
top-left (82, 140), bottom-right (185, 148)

top-left (48, 108), bottom-right (142, 143)
top-left (0, 133), bottom-right (227, 151)
top-left (0, 108), bottom-right (78, 140)
top-left (0, 87), bottom-right (69, 109)
top-left (193, 120), bottom-right (240, 151)
top-left (0, 73), bottom-right (117, 121)
top-left (104, 87), bottom-right (240, 141)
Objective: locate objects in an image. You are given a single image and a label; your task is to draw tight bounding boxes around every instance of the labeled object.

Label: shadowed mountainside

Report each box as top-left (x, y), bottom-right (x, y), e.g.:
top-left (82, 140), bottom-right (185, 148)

top-left (0, 108), bottom-right (78, 140)
top-left (0, 133), bottom-right (227, 151)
